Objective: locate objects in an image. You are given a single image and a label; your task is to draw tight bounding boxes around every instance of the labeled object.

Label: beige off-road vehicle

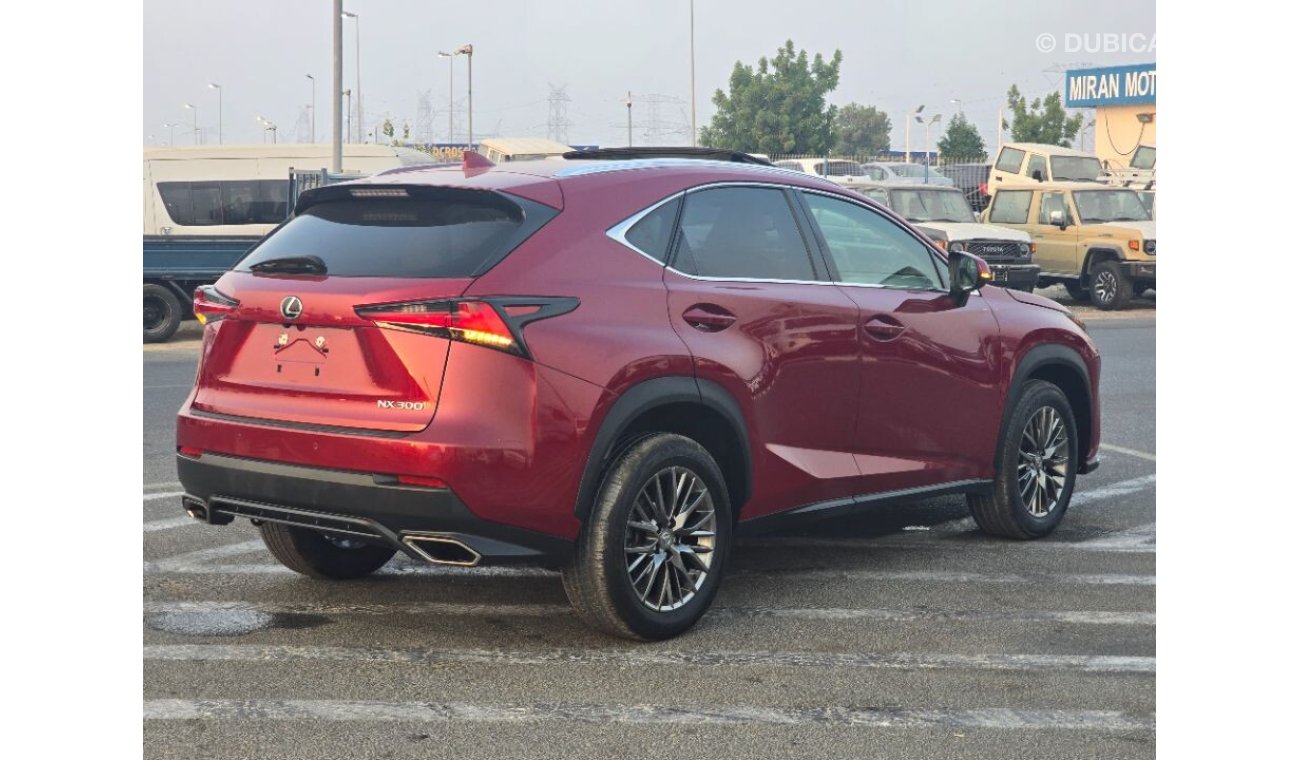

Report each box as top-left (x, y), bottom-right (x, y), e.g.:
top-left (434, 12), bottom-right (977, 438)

top-left (983, 182), bottom-right (1155, 309)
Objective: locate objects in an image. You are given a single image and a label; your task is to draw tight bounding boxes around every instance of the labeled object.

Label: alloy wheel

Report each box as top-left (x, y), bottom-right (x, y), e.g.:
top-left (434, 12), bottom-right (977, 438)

top-left (1093, 270), bottom-right (1118, 305)
top-left (1018, 406), bottom-right (1070, 517)
top-left (624, 466), bottom-right (717, 612)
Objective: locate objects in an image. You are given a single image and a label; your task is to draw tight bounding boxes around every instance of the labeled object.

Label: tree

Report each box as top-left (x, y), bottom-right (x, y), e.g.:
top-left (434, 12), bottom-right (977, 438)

top-left (833, 103), bottom-right (891, 156)
top-left (937, 113), bottom-right (987, 162)
top-left (382, 118), bottom-right (395, 142)
top-left (699, 40), bottom-right (843, 155)
top-left (1004, 85), bottom-right (1083, 147)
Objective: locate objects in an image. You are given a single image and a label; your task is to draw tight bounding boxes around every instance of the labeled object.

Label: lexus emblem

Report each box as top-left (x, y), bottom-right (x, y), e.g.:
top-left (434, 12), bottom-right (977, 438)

top-left (280, 296), bottom-right (303, 321)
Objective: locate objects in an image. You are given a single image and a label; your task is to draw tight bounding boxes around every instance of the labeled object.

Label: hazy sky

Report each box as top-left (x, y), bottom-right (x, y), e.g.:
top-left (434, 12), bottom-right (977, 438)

top-left (143, 0), bottom-right (1155, 151)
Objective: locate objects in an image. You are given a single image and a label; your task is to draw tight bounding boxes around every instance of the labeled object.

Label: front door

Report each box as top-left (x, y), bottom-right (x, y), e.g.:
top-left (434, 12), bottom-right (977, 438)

top-left (1031, 190), bottom-right (1081, 277)
top-left (663, 185), bottom-right (864, 518)
top-left (797, 189), bottom-right (1003, 494)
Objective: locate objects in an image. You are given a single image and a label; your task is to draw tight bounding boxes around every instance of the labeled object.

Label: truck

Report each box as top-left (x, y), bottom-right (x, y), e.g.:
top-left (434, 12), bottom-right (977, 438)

top-left (142, 144), bottom-right (431, 342)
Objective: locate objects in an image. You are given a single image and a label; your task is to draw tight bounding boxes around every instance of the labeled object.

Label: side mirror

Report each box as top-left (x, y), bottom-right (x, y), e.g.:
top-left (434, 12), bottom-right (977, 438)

top-left (1048, 209), bottom-right (1068, 229)
top-left (948, 250), bottom-right (992, 304)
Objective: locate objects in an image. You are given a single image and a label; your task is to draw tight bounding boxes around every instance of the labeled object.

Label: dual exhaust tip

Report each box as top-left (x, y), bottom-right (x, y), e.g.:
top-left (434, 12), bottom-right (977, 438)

top-left (401, 533), bottom-right (482, 567)
top-left (181, 495), bottom-right (481, 567)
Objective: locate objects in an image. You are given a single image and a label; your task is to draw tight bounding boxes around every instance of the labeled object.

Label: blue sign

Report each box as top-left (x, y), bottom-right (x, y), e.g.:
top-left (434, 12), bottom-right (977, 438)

top-left (1065, 63), bottom-right (1156, 107)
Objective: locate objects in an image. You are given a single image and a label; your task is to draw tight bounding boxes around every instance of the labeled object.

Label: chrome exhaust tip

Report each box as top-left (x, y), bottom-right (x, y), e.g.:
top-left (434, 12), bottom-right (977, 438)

top-left (182, 496), bottom-right (208, 522)
top-left (401, 533), bottom-right (482, 567)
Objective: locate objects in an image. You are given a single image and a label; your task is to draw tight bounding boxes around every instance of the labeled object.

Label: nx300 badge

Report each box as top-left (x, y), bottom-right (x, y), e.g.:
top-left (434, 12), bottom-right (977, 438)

top-left (280, 296), bottom-right (303, 320)
top-left (377, 400), bottom-right (427, 410)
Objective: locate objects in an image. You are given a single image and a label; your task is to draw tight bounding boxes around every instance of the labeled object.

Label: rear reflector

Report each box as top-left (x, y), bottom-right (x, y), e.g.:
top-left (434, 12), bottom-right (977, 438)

top-left (396, 474), bottom-right (448, 489)
top-left (356, 300), bottom-right (519, 354)
top-left (193, 286), bottom-right (239, 325)
top-left (178, 446), bottom-right (203, 459)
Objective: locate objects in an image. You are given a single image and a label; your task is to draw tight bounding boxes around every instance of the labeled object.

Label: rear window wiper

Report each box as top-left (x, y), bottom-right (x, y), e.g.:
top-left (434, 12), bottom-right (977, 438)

top-left (249, 255), bottom-right (328, 275)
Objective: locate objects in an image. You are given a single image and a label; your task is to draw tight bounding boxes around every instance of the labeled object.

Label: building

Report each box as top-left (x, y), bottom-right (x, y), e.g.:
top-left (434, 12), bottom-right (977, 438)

top-left (1065, 62), bottom-right (1156, 168)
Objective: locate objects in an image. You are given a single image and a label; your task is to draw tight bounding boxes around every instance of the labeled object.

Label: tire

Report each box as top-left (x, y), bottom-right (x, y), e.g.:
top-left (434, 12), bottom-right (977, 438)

top-left (1089, 261), bottom-right (1132, 310)
top-left (1063, 280), bottom-right (1090, 302)
top-left (143, 283), bottom-right (183, 343)
top-left (562, 433), bottom-right (733, 640)
top-left (259, 522), bottom-right (396, 579)
top-left (967, 380), bottom-right (1079, 539)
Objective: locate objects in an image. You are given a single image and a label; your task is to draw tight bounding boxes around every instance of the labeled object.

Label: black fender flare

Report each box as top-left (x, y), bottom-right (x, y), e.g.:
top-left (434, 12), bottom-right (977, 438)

top-left (996, 343), bottom-right (1091, 470)
top-left (572, 376), bottom-right (752, 521)
top-left (1083, 246), bottom-right (1123, 275)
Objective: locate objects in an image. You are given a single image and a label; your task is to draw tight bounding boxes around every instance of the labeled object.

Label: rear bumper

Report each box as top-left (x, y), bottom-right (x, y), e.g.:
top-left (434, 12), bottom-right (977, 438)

top-left (176, 452), bottom-right (574, 566)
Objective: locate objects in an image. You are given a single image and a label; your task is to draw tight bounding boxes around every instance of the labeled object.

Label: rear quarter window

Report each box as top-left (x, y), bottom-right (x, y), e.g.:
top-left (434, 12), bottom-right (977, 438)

top-left (236, 190), bottom-right (556, 278)
top-left (988, 190), bottom-right (1033, 224)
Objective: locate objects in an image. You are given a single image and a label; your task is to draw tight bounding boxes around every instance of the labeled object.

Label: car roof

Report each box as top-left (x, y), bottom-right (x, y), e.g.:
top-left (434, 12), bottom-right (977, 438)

top-left (996, 180), bottom-right (1135, 192)
top-left (999, 142), bottom-right (1097, 157)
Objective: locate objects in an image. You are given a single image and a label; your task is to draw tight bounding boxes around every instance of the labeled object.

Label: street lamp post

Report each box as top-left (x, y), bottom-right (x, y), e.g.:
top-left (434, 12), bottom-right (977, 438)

top-left (183, 103), bottom-right (199, 145)
top-left (456, 45), bottom-right (474, 148)
top-left (343, 89), bottom-right (352, 144)
top-left (208, 83), bottom-right (222, 144)
top-left (257, 116), bottom-right (278, 144)
top-left (689, 0), bottom-right (696, 147)
top-left (915, 112), bottom-right (942, 182)
top-left (306, 74), bottom-right (316, 143)
top-left (625, 91), bottom-right (633, 146)
top-left (343, 10), bottom-right (362, 143)
top-left (905, 105), bottom-right (924, 162)
top-left (950, 98), bottom-right (964, 116)
top-left (438, 51), bottom-right (454, 144)
top-left (163, 122), bottom-right (177, 146)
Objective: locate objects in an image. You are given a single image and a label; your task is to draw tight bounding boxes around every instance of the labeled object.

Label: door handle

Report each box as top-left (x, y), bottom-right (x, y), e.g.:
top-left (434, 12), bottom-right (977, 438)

top-left (682, 304), bottom-right (737, 332)
top-left (863, 315), bottom-right (905, 341)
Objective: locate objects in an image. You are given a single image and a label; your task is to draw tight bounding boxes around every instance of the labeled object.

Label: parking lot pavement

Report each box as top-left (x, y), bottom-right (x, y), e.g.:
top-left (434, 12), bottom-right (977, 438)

top-left (143, 317), bottom-right (1156, 759)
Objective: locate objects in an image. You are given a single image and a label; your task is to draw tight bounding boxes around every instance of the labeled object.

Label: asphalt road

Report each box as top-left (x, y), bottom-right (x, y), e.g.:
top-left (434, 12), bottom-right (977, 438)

top-left (143, 311), bottom-right (1156, 759)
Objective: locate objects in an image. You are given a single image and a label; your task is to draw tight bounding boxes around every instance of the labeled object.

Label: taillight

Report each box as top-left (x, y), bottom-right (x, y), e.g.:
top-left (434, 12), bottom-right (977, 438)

top-left (979, 182), bottom-right (988, 195)
top-left (356, 300), bottom-right (521, 354)
top-left (193, 286), bottom-right (239, 325)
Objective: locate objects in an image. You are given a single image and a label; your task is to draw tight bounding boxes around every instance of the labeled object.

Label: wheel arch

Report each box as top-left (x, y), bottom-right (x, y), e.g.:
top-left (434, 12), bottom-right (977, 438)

top-left (1083, 245), bottom-right (1123, 275)
top-left (999, 343), bottom-right (1094, 474)
top-left (573, 376), bottom-right (752, 523)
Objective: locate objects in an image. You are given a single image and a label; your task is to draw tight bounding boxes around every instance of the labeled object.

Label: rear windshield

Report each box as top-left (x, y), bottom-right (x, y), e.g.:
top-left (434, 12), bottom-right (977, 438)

top-left (236, 191), bottom-right (555, 278)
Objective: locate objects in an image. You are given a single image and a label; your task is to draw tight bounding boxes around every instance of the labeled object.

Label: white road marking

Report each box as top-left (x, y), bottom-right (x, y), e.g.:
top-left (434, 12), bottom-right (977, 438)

top-left (145, 540), bottom-right (265, 573)
top-left (1070, 473), bottom-right (1157, 506)
top-left (142, 560), bottom-right (1154, 585)
top-left (1074, 522), bottom-right (1157, 553)
top-left (143, 516), bottom-right (198, 533)
top-left (143, 491), bottom-right (185, 502)
top-left (144, 643), bottom-right (1155, 674)
top-left (143, 600), bottom-right (1155, 626)
top-left (143, 698), bottom-right (1154, 730)
top-left (144, 481), bottom-right (182, 491)
top-left (1099, 443), bottom-right (1157, 462)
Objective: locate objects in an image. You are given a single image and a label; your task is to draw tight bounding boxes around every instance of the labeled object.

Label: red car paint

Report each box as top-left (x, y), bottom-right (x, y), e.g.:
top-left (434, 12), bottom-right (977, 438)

top-left (177, 158), bottom-right (1100, 552)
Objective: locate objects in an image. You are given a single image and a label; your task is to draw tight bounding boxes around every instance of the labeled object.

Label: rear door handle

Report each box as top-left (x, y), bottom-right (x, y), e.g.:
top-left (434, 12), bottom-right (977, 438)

top-left (863, 315), bottom-right (905, 341)
top-left (683, 304), bottom-right (737, 332)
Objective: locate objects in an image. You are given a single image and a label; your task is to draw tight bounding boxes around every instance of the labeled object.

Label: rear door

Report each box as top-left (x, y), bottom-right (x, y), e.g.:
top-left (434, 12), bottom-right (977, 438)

top-left (663, 185), bottom-right (864, 517)
top-left (190, 185), bottom-right (556, 433)
top-left (797, 189), bottom-right (1003, 493)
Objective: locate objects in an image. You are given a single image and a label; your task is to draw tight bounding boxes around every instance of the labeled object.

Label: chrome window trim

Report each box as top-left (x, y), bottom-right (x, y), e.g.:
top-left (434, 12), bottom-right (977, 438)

top-left (605, 191), bottom-right (685, 265)
top-left (603, 180), bottom-right (957, 296)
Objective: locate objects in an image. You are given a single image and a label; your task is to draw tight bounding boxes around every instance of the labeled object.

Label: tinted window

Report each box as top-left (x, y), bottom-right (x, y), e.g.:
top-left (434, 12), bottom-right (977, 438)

top-left (158, 180), bottom-right (289, 226)
top-left (1050, 156), bottom-right (1103, 181)
top-left (1038, 192), bottom-right (1074, 225)
top-left (674, 187), bottom-right (815, 281)
top-left (623, 197), bottom-right (681, 263)
top-left (1131, 146), bottom-right (1156, 171)
top-left (989, 190), bottom-right (1032, 224)
top-left (237, 192), bottom-right (555, 278)
top-left (803, 192), bottom-right (942, 290)
top-left (995, 148), bottom-right (1026, 173)
top-left (1025, 154), bottom-right (1047, 180)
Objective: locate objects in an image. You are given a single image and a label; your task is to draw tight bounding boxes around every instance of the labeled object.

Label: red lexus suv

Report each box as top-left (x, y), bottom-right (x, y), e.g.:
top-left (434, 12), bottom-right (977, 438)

top-left (176, 154), bottom-right (1100, 640)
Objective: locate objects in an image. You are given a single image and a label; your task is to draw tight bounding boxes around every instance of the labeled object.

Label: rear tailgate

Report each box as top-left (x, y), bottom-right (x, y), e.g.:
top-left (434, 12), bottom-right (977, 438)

top-left (189, 184), bottom-right (558, 433)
